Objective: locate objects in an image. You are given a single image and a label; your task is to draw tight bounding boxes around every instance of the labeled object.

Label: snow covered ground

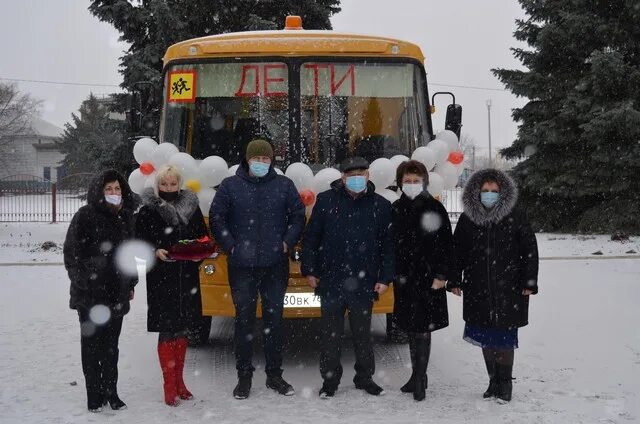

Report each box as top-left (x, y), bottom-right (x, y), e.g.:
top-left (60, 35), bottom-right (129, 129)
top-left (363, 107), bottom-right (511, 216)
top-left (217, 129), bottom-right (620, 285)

top-left (1, 223), bottom-right (639, 423)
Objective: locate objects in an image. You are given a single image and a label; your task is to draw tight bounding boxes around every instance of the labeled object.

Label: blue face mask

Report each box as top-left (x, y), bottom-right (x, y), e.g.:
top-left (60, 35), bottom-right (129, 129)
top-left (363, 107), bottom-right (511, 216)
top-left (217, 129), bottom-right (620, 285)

top-left (345, 175), bottom-right (367, 193)
top-left (480, 191), bottom-right (500, 208)
top-left (249, 160), bottom-right (270, 178)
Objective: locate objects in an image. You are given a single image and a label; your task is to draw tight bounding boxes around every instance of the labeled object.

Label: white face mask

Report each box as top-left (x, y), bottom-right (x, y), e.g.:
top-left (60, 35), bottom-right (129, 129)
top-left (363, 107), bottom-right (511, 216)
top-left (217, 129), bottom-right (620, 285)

top-left (402, 183), bottom-right (423, 200)
top-left (104, 194), bottom-right (122, 206)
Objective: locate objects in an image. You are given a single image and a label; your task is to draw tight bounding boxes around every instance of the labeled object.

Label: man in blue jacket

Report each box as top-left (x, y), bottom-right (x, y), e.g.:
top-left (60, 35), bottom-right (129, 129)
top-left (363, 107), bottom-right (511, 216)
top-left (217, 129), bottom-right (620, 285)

top-left (301, 156), bottom-right (395, 398)
top-left (209, 139), bottom-right (305, 400)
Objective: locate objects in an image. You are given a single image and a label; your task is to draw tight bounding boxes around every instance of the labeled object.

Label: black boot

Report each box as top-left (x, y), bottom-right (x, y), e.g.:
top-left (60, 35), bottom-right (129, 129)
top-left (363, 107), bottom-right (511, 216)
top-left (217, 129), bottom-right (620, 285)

top-left (412, 335), bottom-right (431, 401)
top-left (107, 393), bottom-right (127, 410)
top-left (87, 391), bottom-right (103, 412)
top-left (495, 363), bottom-right (513, 403)
top-left (400, 335), bottom-right (416, 393)
top-left (482, 348), bottom-right (498, 399)
top-left (233, 376), bottom-right (252, 400)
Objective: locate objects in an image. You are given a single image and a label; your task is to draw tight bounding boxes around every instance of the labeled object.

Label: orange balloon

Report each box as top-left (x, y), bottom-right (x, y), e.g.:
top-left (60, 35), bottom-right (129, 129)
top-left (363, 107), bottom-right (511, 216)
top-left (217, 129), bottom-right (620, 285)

top-left (448, 151), bottom-right (464, 165)
top-left (299, 189), bottom-right (316, 207)
top-left (140, 162), bottom-right (155, 175)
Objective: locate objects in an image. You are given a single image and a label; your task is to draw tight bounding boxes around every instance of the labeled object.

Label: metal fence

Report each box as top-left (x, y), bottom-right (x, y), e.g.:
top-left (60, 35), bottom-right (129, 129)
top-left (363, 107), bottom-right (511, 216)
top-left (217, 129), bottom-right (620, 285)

top-left (0, 174), bottom-right (92, 222)
top-left (0, 174), bottom-right (465, 223)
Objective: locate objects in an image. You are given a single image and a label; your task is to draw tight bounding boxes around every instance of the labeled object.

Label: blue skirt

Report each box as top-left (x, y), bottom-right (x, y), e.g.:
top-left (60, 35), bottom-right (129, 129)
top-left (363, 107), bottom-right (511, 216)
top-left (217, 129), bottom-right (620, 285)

top-left (463, 324), bottom-right (518, 349)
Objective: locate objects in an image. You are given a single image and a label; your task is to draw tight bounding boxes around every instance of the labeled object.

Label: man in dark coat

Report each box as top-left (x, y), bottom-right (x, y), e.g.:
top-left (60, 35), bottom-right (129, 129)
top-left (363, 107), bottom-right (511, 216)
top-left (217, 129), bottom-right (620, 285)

top-left (448, 168), bottom-right (539, 402)
top-left (209, 139), bottom-right (305, 400)
top-left (64, 169), bottom-right (136, 412)
top-left (301, 156), bottom-right (395, 398)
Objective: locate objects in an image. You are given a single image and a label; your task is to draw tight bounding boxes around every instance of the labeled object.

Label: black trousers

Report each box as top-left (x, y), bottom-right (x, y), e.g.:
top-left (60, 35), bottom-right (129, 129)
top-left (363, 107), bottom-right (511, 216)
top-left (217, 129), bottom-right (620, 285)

top-left (320, 295), bottom-right (375, 387)
top-left (78, 309), bottom-right (124, 401)
top-left (228, 261), bottom-right (288, 378)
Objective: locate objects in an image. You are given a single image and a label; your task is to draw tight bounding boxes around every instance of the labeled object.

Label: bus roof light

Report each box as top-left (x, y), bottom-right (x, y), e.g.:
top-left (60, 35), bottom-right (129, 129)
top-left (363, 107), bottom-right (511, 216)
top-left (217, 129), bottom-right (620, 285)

top-left (284, 15), bottom-right (303, 30)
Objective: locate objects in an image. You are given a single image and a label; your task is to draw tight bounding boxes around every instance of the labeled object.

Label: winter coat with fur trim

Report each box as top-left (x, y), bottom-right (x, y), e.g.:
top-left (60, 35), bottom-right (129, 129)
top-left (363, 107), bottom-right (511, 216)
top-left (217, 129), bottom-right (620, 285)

top-left (392, 192), bottom-right (452, 333)
top-left (449, 169), bottom-right (539, 329)
top-left (64, 170), bottom-right (137, 316)
top-left (135, 188), bottom-right (207, 332)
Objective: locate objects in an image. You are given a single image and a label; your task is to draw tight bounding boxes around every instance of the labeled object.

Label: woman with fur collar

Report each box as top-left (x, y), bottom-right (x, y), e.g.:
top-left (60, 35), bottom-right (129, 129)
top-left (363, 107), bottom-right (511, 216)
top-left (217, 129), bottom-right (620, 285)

top-left (135, 164), bottom-right (208, 406)
top-left (448, 168), bottom-right (539, 403)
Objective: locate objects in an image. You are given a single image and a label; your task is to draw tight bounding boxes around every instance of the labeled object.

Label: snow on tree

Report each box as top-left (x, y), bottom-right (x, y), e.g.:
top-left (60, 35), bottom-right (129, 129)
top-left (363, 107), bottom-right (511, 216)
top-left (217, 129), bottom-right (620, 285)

top-left (59, 94), bottom-right (134, 180)
top-left (88, 0), bottom-right (341, 137)
top-left (493, 0), bottom-right (640, 233)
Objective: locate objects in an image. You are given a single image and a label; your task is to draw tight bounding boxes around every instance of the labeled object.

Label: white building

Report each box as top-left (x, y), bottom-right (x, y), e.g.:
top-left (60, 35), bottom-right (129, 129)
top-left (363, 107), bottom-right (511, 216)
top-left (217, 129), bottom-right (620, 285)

top-left (0, 118), bottom-right (65, 182)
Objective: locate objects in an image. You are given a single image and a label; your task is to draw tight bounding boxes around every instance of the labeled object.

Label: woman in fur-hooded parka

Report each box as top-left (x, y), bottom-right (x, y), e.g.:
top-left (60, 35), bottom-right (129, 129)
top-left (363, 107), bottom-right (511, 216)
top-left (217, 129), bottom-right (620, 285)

top-left (448, 168), bottom-right (539, 403)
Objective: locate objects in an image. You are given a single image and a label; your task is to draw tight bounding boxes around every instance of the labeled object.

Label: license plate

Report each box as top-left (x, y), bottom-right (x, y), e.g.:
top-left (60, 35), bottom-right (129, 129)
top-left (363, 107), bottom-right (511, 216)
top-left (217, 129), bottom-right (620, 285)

top-left (283, 293), bottom-right (321, 308)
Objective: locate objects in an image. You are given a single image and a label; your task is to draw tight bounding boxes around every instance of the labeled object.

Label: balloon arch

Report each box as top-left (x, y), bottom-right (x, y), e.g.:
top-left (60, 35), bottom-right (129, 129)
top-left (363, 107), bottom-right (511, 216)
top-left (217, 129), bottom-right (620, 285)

top-left (128, 130), bottom-right (464, 216)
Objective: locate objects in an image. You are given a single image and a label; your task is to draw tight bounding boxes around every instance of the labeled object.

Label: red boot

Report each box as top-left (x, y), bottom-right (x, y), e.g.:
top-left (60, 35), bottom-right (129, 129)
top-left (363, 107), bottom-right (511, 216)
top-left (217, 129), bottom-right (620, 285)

top-left (174, 337), bottom-right (193, 400)
top-left (157, 340), bottom-right (179, 406)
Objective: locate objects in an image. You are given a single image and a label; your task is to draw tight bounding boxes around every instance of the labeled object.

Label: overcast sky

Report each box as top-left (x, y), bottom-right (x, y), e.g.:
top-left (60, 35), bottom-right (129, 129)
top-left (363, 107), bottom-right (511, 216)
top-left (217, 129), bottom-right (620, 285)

top-left (0, 0), bottom-right (527, 156)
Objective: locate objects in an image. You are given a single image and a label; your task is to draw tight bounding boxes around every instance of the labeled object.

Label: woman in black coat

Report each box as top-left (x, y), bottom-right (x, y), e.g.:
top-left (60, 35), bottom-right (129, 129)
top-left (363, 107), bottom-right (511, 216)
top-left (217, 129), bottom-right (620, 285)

top-left (64, 169), bottom-right (136, 412)
top-left (449, 168), bottom-right (539, 403)
top-left (135, 164), bottom-right (207, 406)
top-left (392, 160), bottom-right (453, 401)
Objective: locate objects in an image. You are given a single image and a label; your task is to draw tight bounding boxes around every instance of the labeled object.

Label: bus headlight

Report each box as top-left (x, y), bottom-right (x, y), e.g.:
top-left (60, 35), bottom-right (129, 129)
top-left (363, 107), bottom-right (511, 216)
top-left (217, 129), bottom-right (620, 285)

top-left (204, 264), bottom-right (216, 275)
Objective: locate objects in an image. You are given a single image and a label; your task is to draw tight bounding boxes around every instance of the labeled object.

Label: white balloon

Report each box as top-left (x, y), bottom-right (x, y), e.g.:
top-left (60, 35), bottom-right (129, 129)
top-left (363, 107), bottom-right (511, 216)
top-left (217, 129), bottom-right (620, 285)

top-left (168, 152), bottom-right (199, 181)
top-left (455, 162), bottom-right (465, 177)
top-left (428, 139), bottom-right (450, 165)
top-left (133, 137), bottom-right (158, 165)
top-left (412, 146), bottom-right (437, 170)
top-left (228, 164), bottom-right (239, 177)
top-left (435, 162), bottom-right (459, 189)
top-left (390, 155), bottom-right (410, 169)
top-left (369, 158), bottom-right (395, 190)
top-left (312, 167), bottom-right (341, 193)
top-left (143, 172), bottom-right (157, 189)
top-left (198, 188), bottom-right (216, 216)
top-left (128, 168), bottom-right (146, 194)
top-left (274, 167), bottom-right (284, 176)
top-left (151, 143), bottom-right (179, 168)
top-left (199, 156), bottom-right (228, 188)
top-left (389, 155), bottom-right (410, 184)
top-left (436, 130), bottom-right (460, 152)
top-left (427, 172), bottom-right (444, 197)
top-left (285, 162), bottom-right (314, 191)
top-left (376, 188), bottom-right (400, 203)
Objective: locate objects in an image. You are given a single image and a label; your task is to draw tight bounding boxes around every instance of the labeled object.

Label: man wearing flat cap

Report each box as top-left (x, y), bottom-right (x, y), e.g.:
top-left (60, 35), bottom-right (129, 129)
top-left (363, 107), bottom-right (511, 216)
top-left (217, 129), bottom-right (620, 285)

top-left (301, 156), bottom-right (395, 398)
top-left (210, 139), bottom-right (305, 400)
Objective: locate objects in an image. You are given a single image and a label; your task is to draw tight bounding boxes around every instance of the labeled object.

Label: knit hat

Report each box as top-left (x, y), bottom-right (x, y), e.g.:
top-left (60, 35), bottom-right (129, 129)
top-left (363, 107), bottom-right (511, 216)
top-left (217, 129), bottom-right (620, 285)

top-left (246, 139), bottom-right (274, 161)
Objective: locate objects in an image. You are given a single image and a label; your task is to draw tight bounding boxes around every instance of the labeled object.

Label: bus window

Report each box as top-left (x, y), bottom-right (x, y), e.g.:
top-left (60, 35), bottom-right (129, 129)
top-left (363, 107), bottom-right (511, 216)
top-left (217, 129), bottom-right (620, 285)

top-left (160, 62), bottom-right (289, 164)
top-left (300, 62), bottom-right (428, 168)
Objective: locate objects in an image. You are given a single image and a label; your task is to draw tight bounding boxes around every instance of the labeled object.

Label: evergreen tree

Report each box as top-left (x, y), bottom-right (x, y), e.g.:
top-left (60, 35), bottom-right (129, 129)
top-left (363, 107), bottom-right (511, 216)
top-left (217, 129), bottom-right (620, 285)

top-left (59, 94), bottom-right (134, 182)
top-left (89, 0), bottom-right (341, 136)
top-left (493, 0), bottom-right (640, 233)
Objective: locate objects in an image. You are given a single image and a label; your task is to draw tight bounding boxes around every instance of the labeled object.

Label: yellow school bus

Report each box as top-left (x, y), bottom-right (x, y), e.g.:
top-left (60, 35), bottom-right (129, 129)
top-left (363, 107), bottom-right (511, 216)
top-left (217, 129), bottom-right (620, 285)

top-left (158, 16), bottom-right (460, 340)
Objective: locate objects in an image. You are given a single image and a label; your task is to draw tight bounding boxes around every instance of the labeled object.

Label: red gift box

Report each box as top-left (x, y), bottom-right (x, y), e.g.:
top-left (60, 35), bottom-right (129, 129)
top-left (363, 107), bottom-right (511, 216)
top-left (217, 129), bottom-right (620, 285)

top-left (167, 236), bottom-right (218, 260)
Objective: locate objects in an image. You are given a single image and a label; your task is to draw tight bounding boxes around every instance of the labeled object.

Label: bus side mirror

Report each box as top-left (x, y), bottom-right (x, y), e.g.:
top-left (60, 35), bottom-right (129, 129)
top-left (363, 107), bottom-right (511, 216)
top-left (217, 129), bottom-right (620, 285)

top-left (445, 104), bottom-right (462, 139)
top-left (431, 92), bottom-right (463, 139)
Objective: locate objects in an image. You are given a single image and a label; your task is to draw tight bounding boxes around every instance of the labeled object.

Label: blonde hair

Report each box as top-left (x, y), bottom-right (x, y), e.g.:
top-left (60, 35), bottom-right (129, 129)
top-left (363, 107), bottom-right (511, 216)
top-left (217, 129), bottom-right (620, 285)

top-left (154, 164), bottom-right (183, 196)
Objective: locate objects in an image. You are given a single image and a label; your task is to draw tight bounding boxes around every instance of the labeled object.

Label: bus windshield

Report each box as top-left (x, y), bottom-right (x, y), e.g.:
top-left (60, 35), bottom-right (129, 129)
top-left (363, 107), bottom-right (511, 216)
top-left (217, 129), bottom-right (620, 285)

top-left (160, 60), bottom-right (429, 169)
